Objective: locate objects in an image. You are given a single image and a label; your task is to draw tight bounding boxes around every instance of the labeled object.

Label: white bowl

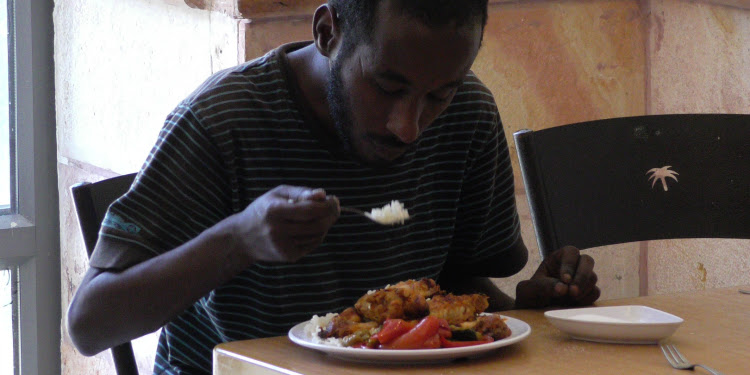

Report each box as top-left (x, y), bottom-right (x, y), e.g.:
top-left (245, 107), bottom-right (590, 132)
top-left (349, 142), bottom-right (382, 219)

top-left (544, 305), bottom-right (683, 344)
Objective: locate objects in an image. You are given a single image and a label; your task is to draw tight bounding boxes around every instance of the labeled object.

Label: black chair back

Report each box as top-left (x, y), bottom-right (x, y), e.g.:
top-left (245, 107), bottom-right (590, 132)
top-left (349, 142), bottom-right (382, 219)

top-left (514, 114), bottom-right (750, 258)
top-left (71, 173), bottom-right (139, 375)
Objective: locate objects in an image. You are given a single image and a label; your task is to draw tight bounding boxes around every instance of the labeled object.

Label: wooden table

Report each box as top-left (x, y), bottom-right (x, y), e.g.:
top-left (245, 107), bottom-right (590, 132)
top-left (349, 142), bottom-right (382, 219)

top-left (214, 286), bottom-right (750, 375)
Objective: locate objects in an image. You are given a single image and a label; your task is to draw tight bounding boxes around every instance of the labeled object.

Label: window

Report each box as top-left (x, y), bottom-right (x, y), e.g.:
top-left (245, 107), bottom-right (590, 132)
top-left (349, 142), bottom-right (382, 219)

top-left (0, 0), bottom-right (9, 211)
top-left (0, 0), bottom-right (60, 374)
top-left (1, 269), bottom-right (16, 375)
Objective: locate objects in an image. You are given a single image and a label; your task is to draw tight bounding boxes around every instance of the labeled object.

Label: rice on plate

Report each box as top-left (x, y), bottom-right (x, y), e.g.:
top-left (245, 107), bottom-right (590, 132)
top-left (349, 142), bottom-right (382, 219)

top-left (304, 313), bottom-right (348, 347)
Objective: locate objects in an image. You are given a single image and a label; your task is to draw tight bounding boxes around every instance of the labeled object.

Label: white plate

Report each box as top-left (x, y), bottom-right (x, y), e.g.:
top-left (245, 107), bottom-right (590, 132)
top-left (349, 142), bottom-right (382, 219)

top-left (288, 315), bottom-right (531, 364)
top-left (545, 305), bottom-right (683, 344)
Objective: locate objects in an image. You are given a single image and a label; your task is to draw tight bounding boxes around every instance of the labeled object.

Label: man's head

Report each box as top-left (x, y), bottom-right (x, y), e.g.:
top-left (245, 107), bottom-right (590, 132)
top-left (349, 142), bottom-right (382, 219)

top-left (314, 0), bottom-right (487, 166)
top-left (328, 0), bottom-right (488, 61)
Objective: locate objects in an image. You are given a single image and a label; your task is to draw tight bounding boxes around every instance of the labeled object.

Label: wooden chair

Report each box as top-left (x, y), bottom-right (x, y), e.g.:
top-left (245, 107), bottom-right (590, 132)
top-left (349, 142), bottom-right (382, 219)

top-left (70, 173), bottom-right (139, 375)
top-left (513, 114), bottom-right (750, 258)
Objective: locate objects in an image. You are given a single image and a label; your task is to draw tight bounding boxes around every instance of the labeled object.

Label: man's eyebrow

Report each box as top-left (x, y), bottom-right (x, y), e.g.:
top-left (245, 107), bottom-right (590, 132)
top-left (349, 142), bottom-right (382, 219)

top-left (377, 69), bottom-right (465, 89)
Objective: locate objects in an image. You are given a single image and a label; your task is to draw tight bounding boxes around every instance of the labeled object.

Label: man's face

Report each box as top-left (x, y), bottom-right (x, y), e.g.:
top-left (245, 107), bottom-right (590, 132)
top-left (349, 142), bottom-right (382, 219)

top-left (326, 2), bottom-right (482, 166)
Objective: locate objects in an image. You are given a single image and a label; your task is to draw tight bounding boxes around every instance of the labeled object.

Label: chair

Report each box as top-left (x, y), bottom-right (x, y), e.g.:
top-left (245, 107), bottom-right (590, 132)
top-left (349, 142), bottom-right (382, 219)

top-left (71, 172), bottom-right (139, 375)
top-left (513, 114), bottom-right (750, 258)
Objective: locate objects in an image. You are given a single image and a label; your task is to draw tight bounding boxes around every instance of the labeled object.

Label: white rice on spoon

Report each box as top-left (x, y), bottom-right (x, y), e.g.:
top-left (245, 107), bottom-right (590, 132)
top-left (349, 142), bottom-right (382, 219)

top-left (365, 200), bottom-right (410, 225)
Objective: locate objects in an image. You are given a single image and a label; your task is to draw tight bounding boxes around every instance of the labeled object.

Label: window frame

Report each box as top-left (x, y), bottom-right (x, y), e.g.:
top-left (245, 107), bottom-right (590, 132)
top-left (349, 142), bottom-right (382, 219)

top-left (0, 0), bottom-right (60, 374)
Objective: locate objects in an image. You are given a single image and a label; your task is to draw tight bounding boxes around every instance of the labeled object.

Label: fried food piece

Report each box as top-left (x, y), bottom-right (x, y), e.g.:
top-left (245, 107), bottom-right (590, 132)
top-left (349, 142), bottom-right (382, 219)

top-left (474, 314), bottom-right (512, 340)
top-left (455, 313), bottom-right (512, 340)
top-left (389, 278), bottom-right (441, 299)
top-left (427, 293), bottom-right (489, 325)
top-left (319, 307), bottom-right (378, 339)
top-left (355, 279), bottom-right (441, 324)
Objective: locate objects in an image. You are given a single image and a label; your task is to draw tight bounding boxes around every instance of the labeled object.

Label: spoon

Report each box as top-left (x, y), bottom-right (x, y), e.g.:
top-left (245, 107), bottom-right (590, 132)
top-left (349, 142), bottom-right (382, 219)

top-left (340, 206), bottom-right (389, 225)
top-left (287, 197), bottom-right (409, 225)
top-left (740, 289), bottom-right (750, 295)
top-left (340, 202), bottom-right (410, 226)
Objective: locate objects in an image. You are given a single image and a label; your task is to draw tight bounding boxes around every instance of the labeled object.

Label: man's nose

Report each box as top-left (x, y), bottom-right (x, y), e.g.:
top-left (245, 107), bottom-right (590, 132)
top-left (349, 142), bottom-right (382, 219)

top-left (386, 99), bottom-right (423, 144)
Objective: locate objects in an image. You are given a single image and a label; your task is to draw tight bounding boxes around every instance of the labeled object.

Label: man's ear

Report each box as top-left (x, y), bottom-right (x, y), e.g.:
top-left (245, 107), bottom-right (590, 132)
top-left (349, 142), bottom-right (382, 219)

top-left (312, 4), bottom-right (341, 58)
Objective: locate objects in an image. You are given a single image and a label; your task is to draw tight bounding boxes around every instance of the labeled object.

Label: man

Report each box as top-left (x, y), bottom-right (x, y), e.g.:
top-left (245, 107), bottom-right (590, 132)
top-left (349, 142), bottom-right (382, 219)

top-left (68, 1), bottom-right (599, 373)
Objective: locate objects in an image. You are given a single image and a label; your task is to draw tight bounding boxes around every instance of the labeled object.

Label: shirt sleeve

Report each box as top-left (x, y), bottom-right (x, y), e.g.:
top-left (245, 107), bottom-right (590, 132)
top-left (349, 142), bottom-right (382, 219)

top-left (89, 104), bottom-right (232, 270)
top-left (448, 108), bottom-right (523, 269)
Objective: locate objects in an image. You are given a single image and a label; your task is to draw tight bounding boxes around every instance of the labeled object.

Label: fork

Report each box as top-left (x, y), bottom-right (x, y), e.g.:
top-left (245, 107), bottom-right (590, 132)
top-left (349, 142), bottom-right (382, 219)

top-left (660, 342), bottom-right (725, 375)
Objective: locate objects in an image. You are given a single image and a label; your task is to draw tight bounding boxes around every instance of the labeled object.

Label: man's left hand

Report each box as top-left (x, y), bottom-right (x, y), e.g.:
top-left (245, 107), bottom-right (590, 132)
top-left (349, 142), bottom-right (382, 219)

top-left (515, 246), bottom-right (600, 309)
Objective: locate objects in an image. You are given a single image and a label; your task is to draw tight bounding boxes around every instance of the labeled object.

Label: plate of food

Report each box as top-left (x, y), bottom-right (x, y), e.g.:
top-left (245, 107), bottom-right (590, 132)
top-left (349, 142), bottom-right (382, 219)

top-left (544, 305), bottom-right (683, 344)
top-left (288, 279), bottom-right (531, 363)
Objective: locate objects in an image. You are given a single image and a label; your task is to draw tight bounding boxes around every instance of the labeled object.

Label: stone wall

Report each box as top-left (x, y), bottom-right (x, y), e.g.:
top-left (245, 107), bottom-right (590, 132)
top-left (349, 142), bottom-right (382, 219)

top-left (55, 0), bottom-right (750, 373)
top-left (643, 0), bottom-right (750, 295)
top-left (54, 0), bottom-right (240, 373)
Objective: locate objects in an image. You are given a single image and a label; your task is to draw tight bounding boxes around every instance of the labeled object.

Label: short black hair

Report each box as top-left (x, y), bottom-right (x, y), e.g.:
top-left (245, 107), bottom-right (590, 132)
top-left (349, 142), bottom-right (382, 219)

top-left (328, 0), bottom-right (488, 57)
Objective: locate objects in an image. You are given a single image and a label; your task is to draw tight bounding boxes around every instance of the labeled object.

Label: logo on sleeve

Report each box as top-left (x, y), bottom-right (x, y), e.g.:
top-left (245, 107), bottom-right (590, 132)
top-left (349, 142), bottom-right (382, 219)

top-left (103, 214), bottom-right (141, 234)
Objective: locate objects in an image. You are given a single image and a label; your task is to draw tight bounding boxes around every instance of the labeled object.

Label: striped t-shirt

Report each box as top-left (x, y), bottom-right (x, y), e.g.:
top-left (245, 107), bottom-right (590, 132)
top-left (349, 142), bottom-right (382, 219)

top-left (91, 42), bottom-right (522, 375)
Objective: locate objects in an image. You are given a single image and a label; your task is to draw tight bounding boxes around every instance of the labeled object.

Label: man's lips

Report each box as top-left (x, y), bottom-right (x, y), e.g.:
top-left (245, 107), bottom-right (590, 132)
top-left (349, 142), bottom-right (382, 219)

top-left (369, 137), bottom-right (410, 161)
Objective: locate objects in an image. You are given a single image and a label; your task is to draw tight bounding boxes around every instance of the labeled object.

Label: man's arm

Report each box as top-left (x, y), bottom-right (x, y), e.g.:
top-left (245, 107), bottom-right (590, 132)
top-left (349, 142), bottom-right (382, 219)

top-left (438, 237), bottom-right (529, 311)
top-left (67, 186), bottom-right (339, 356)
top-left (438, 239), bottom-right (601, 310)
top-left (68, 221), bottom-right (246, 356)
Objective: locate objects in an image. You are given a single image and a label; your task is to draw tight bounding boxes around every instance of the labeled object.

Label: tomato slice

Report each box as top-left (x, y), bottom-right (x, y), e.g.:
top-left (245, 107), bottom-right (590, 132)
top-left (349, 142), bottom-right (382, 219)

top-left (439, 335), bottom-right (494, 348)
top-left (372, 319), bottom-right (416, 345)
top-left (421, 333), bottom-right (441, 349)
top-left (381, 316), bottom-right (441, 349)
top-left (437, 318), bottom-right (452, 339)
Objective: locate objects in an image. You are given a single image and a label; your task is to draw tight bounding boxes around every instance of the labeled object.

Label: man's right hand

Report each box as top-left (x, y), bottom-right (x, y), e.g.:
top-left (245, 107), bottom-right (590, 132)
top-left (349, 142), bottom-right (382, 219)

top-left (230, 185), bottom-right (340, 263)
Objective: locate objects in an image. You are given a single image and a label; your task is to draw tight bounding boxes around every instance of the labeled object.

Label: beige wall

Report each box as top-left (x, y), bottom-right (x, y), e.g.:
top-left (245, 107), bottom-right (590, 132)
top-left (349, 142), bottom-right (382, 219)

top-left (644, 0), bottom-right (750, 295)
top-left (55, 0), bottom-right (750, 373)
top-left (476, 1), bottom-right (648, 300)
top-left (481, 0), bottom-right (750, 300)
top-left (54, 0), bottom-right (240, 373)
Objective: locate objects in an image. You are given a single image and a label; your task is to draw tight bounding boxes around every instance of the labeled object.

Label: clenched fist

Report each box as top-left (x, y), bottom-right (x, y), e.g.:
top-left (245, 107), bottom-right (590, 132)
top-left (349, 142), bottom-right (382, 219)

top-left (228, 185), bottom-right (340, 263)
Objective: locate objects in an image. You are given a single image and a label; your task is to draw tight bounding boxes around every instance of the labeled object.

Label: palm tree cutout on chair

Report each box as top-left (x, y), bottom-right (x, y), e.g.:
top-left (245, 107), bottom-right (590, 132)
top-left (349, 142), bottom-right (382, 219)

top-left (647, 166), bottom-right (679, 191)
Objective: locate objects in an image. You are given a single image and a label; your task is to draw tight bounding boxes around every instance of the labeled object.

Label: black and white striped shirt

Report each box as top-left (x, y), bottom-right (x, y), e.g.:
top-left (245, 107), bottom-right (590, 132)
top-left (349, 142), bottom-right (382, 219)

top-left (91, 42), bottom-right (522, 375)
